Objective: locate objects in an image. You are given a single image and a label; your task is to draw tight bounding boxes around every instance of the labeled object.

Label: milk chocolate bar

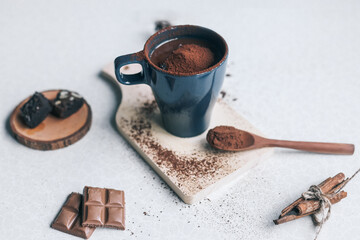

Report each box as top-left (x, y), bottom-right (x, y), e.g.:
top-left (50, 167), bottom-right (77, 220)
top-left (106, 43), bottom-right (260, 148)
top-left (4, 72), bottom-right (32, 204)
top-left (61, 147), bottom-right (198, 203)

top-left (51, 193), bottom-right (95, 239)
top-left (20, 92), bottom-right (52, 128)
top-left (52, 90), bottom-right (84, 118)
top-left (82, 186), bottom-right (125, 230)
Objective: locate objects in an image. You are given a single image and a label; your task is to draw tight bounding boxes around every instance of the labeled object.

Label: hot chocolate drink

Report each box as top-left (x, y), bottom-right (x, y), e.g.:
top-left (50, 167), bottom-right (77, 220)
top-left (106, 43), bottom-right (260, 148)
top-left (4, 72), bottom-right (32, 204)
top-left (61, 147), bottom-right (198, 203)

top-left (114, 25), bottom-right (228, 137)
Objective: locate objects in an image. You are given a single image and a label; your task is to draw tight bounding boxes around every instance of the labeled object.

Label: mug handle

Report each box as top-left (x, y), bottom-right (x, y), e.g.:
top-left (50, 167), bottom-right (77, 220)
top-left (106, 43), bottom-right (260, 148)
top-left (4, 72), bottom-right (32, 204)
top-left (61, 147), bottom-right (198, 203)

top-left (114, 51), bottom-right (149, 85)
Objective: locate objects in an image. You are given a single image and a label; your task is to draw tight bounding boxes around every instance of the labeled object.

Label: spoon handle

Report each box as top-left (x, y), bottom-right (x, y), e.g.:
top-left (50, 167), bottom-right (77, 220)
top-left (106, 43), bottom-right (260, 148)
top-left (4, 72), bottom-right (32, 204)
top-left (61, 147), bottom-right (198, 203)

top-left (265, 139), bottom-right (355, 155)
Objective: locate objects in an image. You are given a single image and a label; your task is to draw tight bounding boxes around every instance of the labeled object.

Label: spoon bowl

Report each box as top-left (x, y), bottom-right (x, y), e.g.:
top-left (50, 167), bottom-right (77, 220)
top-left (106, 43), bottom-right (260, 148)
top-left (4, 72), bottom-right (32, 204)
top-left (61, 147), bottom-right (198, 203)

top-left (206, 126), bottom-right (256, 151)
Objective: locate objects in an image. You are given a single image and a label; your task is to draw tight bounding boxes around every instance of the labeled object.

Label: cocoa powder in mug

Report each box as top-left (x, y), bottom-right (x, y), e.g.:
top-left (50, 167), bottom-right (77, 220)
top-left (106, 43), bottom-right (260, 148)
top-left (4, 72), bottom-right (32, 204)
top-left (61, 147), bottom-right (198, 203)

top-left (161, 44), bottom-right (215, 74)
top-left (150, 38), bottom-right (218, 74)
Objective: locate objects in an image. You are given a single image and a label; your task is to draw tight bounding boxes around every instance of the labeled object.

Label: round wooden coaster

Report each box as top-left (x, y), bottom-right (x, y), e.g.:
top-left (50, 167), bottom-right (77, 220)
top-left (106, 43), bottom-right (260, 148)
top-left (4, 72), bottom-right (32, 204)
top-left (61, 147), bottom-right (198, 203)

top-left (10, 90), bottom-right (92, 150)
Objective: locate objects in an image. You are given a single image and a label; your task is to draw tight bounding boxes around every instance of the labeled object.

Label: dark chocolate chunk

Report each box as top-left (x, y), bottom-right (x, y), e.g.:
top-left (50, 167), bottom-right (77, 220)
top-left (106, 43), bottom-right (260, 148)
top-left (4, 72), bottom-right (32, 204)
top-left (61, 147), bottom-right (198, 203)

top-left (20, 92), bottom-right (52, 128)
top-left (52, 90), bottom-right (84, 118)
top-left (51, 193), bottom-right (95, 239)
top-left (155, 20), bottom-right (171, 31)
top-left (82, 186), bottom-right (125, 230)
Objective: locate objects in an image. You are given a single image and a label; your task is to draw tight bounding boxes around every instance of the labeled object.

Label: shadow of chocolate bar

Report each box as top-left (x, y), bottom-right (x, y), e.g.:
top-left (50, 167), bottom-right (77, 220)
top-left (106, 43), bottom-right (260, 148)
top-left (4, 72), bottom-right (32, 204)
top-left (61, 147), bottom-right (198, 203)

top-left (82, 186), bottom-right (125, 230)
top-left (51, 193), bottom-right (95, 239)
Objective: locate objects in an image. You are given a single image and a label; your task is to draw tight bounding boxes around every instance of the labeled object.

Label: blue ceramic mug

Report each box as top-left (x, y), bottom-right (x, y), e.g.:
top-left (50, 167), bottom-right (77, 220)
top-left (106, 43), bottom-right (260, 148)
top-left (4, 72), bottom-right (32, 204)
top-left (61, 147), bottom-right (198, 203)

top-left (114, 25), bottom-right (228, 137)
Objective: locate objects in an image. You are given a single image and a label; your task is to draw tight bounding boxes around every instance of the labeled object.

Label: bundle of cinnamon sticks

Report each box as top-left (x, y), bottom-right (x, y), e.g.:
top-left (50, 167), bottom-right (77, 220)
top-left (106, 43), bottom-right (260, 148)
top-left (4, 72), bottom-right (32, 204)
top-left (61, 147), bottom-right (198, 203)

top-left (274, 172), bottom-right (348, 225)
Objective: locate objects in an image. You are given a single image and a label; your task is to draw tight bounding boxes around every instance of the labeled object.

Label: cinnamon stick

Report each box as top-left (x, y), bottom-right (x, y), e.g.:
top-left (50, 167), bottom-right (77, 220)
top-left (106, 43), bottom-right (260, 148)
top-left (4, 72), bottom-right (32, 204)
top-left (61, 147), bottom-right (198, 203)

top-left (275, 173), bottom-right (347, 225)
top-left (296, 191), bottom-right (347, 215)
top-left (280, 173), bottom-right (344, 217)
top-left (280, 177), bottom-right (331, 217)
top-left (274, 168), bottom-right (360, 240)
top-left (320, 173), bottom-right (345, 194)
top-left (329, 178), bottom-right (348, 194)
top-left (274, 210), bottom-right (316, 225)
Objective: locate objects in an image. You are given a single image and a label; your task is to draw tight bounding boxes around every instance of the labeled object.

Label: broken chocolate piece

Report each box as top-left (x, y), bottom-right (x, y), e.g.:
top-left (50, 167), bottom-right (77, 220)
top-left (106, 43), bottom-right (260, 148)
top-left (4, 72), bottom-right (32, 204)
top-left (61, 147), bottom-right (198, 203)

top-left (82, 186), bottom-right (125, 230)
top-left (52, 90), bottom-right (84, 118)
top-left (20, 92), bottom-right (52, 128)
top-left (155, 20), bottom-right (171, 31)
top-left (51, 193), bottom-right (95, 239)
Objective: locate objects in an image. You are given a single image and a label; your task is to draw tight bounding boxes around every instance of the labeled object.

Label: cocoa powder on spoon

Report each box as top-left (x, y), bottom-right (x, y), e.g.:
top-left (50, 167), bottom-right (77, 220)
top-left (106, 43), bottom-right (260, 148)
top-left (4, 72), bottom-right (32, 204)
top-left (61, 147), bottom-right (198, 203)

top-left (206, 126), bottom-right (254, 150)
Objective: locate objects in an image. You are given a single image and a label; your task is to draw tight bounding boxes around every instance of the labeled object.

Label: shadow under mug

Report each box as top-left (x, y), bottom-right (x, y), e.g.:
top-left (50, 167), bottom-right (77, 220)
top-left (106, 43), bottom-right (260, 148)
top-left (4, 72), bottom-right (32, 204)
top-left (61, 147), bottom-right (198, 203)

top-left (114, 25), bottom-right (228, 137)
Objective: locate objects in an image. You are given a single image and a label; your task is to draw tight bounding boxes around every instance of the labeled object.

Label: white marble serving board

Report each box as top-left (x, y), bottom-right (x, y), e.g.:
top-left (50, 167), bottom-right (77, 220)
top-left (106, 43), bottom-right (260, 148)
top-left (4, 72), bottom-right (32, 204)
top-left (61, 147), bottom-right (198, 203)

top-left (102, 63), bottom-right (273, 204)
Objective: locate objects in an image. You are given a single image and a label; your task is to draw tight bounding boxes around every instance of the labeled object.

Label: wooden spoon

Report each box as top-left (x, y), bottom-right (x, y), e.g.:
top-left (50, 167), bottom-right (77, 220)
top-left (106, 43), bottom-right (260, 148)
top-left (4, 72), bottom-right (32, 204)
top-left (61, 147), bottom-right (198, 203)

top-left (206, 126), bottom-right (354, 155)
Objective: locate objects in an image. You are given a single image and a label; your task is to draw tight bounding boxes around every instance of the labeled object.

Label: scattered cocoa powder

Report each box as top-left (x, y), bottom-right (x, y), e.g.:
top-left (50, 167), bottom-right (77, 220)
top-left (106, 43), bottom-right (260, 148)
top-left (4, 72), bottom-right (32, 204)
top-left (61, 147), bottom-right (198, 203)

top-left (220, 91), bottom-right (226, 99)
top-left (161, 44), bottom-right (215, 74)
top-left (141, 100), bottom-right (158, 115)
top-left (123, 100), bottom-right (221, 183)
top-left (206, 126), bottom-right (254, 150)
top-left (155, 20), bottom-right (171, 31)
top-left (147, 139), bottom-right (219, 180)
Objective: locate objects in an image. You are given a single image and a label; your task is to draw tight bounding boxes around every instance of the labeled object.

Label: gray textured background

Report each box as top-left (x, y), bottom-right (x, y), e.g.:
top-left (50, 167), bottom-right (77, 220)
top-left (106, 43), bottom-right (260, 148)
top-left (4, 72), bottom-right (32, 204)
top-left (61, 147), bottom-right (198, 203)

top-left (0, 0), bottom-right (359, 239)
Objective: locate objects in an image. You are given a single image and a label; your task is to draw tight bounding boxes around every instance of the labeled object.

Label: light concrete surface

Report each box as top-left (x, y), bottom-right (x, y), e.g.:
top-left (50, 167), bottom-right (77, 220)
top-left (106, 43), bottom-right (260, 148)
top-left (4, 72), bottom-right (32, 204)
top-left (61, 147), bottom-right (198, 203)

top-left (0, 0), bottom-right (359, 239)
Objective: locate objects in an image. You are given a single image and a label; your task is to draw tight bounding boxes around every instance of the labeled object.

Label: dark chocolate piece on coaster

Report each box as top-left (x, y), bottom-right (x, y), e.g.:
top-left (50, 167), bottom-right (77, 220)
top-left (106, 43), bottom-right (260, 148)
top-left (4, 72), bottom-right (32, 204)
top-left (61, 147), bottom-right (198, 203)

top-left (82, 186), bottom-right (125, 230)
top-left (20, 92), bottom-right (52, 128)
top-left (52, 90), bottom-right (84, 118)
top-left (51, 193), bottom-right (95, 239)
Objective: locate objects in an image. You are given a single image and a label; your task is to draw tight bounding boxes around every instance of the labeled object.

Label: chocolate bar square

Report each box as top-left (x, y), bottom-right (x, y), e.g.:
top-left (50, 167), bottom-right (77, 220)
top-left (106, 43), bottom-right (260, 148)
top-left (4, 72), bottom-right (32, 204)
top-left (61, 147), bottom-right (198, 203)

top-left (51, 193), bottom-right (95, 239)
top-left (20, 92), bottom-right (52, 128)
top-left (52, 90), bottom-right (84, 118)
top-left (82, 186), bottom-right (125, 230)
